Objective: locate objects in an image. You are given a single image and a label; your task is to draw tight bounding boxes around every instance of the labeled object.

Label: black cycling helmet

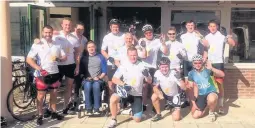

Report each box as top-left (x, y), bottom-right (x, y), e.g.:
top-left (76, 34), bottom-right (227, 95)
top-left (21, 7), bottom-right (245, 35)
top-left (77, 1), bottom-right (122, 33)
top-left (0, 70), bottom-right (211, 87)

top-left (109, 19), bottom-right (120, 26)
top-left (142, 24), bottom-right (153, 33)
top-left (158, 57), bottom-right (170, 66)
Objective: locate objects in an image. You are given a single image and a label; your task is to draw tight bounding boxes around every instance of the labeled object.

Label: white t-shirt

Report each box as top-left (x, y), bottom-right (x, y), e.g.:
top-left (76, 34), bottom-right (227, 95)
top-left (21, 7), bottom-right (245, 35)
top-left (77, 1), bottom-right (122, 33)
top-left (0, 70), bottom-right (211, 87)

top-left (163, 40), bottom-right (187, 69)
top-left (27, 38), bottom-right (66, 76)
top-left (153, 70), bottom-right (181, 96)
top-left (138, 38), bottom-right (164, 69)
top-left (205, 31), bottom-right (226, 63)
top-left (115, 46), bottom-right (129, 64)
top-left (113, 60), bottom-right (149, 96)
top-left (180, 32), bottom-right (201, 61)
top-left (72, 32), bottom-right (88, 46)
top-left (53, 31), bottom-right (80, 65)
top-left (101, 32), bottom-right (125, 65)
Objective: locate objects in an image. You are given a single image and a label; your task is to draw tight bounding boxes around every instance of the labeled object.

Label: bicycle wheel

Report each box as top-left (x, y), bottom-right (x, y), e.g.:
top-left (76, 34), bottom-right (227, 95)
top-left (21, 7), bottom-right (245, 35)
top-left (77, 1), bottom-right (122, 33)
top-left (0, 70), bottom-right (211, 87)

top-left (7, 83), bottom-right (37, 122)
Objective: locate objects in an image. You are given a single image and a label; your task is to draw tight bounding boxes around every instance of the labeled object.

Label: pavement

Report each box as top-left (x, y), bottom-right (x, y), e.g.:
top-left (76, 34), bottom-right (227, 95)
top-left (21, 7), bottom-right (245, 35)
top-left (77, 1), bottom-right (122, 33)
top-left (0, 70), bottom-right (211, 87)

top-left (6, 99), bottom-right (255, 128)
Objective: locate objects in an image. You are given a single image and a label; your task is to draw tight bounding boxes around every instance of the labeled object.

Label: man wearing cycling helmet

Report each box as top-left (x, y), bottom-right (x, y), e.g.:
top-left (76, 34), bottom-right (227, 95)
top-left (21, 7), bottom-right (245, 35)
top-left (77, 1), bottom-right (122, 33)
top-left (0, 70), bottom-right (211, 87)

top-left (188, 54), bottom-right (224, 122)
top-left (26, 25), bottom-right (66, 125)
top-left (151, 57), bottom-right (186, 122)
top-left (107, 47), bottom-right (152, 127)
top-left (138, 24), bottom-right (168, 111)
top-left (101, 19), bottom-right (125, 95)
top-left (205, 20), bottom-right (235, 114)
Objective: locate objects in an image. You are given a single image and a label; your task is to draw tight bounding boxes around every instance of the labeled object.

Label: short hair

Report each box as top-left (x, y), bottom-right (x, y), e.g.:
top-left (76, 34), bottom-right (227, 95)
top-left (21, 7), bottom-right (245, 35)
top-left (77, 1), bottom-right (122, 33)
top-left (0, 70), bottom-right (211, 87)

top-left (168, 26), bottom-right (176, 32)
top-left (125, 32), bottom-right (133, 38)
top-left (185, 20), bottom-right (195, 25)
top-left (127, 46), bottom-right (137, 53)
top-left (62, 17), bottom-right (72, 23)
top-left (42, 25), bottom-right (53, 31)
top-left (86, 40), bottom-right (96, 47)
top-left (208, 20), bottom-right (218, 26)
top-left (76, 22), bottom-right (85, 28)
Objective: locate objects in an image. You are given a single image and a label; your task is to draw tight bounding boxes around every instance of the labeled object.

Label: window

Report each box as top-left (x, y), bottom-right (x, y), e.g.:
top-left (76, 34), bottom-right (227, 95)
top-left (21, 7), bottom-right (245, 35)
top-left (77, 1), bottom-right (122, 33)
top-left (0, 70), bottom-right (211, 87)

top-left (230, 8), bottom-right (255, 63)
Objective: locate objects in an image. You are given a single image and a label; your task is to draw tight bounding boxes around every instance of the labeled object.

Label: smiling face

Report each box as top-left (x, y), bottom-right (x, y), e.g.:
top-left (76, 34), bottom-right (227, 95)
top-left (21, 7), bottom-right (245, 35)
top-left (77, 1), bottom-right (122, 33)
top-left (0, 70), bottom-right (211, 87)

top-left (110, 24), bottom-right (120, 34)
top-left (208, 22), bottom-right (218, 34)
top-left (186, 22), bottom-right (195, 33)
top-left (61, 19), bottom-right (72, 33)
top-left (87, 42), bottom-right (96, 55)
top-left (167, 30), bottom-right (176, 41)
top-left (125, 33), bottom-right (133, 47)
top-left (75, 24), bottom-right (84, 36)
top-left (127, 49), bottom-right (138, 64)
top-left (159, 64), bottom-right (170, 75)
top-left (193, 60), bottom-right (203, 70)
top-left (42, 27), bottom-right (53, 42)
top-left (144, 30), bottom-right (153, 40)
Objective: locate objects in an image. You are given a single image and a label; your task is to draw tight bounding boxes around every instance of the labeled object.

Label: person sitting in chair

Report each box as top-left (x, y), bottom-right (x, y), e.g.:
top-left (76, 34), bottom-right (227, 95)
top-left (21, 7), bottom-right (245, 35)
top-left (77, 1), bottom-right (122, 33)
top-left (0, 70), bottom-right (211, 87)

top-left (80, 40), bottom-right (107, 115)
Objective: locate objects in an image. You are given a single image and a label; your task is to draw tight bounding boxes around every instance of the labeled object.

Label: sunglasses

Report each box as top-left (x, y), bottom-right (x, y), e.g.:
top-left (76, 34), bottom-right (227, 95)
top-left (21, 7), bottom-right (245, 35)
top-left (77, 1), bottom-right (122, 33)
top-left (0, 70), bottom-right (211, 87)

top-left (167, 33), bottom-right (176, 35)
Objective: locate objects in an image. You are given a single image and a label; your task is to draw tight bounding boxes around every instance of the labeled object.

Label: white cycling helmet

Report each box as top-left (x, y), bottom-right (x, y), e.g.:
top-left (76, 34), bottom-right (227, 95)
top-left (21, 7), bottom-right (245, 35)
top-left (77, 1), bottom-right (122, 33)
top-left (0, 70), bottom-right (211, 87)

top-left (142, 24), bottom-right (153, 33)
top-left (116, 85), bottom-right (128, 98)
top-left (192, 54), bottom-right (203, 62)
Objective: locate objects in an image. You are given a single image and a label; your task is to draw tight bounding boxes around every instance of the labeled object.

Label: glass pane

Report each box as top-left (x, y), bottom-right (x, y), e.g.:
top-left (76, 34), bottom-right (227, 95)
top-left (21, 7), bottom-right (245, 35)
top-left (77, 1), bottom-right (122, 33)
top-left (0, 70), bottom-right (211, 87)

top-left (31, 9), bottom-right (45, 40)
top-left (230, 8), bottom-right (255, 63)
top-left (107, 7), bottom-right (161, 39)
top-left (171, 10), bottom-right (221, 36)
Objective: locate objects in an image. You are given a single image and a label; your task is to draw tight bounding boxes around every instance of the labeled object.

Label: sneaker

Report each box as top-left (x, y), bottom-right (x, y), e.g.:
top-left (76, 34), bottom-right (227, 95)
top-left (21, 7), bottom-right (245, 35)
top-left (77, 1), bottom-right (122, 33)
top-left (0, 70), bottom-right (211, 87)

top-left (218, 107), bottom-right (225, 114)
top-left (44, 108), bottom-right (52, 118)
top-left (51, 112), bottom-right (64, 120)
top-left (62, 103), bottom-right (73, 114)
top-left (208, 112), bottom-right (216, 122)
top-left (37, 115), bottom-right (43, 125)
top-left (121, 108), bottom-right (132, 115)
top-left (151, 114), bottom-right (162, 122)
top-left (107, 119), bottom-right (117, 128)
top-left (85, 109), bottom-right (93, 116)
top-left (93, 109), bottom-right (101, 115)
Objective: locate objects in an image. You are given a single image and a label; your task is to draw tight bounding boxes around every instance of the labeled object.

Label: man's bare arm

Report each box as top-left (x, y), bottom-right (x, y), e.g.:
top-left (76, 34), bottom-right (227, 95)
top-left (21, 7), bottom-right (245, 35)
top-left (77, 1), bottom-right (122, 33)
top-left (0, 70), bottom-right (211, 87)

top-left (26, 57), bottom-right (41, 71)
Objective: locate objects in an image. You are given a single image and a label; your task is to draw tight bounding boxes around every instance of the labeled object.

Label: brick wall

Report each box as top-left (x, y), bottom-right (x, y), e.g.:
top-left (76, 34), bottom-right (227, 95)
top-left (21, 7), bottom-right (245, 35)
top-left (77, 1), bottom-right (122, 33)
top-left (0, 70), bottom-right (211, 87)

top-left (224, 68), bottom-right (255, 98)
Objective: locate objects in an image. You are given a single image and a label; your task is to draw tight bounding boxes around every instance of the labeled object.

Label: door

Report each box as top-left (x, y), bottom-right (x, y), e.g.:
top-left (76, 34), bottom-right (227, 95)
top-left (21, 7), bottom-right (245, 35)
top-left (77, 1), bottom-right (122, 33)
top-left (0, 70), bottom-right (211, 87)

top-left (28, 4), bottom-right (47, 46)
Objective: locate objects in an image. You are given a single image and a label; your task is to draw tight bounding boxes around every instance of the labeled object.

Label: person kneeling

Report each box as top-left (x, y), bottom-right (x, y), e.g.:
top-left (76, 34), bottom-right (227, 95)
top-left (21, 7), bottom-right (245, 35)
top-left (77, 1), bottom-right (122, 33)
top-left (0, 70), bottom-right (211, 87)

top-left (188, 54), bottom-right (225, 122)
top-left (107, 47), bottom-right (152, 128)
top-left (80, 41), bottom-right (107, 116)
top-left (151, 57), bottom-right (186, 122)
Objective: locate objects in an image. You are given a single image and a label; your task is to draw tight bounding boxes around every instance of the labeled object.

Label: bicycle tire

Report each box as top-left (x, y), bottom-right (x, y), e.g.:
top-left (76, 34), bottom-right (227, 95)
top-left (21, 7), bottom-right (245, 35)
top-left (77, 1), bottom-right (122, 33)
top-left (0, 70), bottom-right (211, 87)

top-left (12, 83), bottom-right (34, 109)
top-left (7, 84), bottom-right (37, 122)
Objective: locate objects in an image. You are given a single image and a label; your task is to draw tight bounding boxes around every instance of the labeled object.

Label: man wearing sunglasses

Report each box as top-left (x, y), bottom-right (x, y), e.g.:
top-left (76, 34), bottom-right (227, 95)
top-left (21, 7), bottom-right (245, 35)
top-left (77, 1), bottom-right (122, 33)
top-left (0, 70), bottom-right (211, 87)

top-left (188, 54), bottom-right (224, 122)
top-left (180, 20), bottom-right (209, 105)
top-left (137, 24), bottom-right (168, 111)
top-left (205, 20), bottom-right (235, 114)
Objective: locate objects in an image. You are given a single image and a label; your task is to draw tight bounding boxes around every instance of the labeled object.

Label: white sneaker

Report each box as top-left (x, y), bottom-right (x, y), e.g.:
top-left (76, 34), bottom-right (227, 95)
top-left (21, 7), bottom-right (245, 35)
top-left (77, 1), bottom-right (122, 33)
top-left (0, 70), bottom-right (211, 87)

top-left (107, 119), bottom-right (117, 128)
top-left (121, 108), bottom-right (132, 115)
top-left (208, 112), bottom-right (217, 122)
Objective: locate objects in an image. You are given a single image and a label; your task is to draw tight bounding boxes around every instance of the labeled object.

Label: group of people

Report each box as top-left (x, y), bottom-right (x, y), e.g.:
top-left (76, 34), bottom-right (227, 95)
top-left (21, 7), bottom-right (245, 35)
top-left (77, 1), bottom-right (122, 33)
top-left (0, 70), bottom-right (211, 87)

top-left (26, 17), bottom-right (236, 127)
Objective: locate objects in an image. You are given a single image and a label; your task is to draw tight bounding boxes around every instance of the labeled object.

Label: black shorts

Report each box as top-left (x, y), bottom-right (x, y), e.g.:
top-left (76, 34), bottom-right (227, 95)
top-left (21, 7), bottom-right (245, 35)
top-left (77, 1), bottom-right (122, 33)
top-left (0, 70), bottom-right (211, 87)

top-left (58, 63), bottom-right (76, 79)
top-left (107, 65), bottom-right (117, 81)
top-left (212, 63), bottom-right (224, 71)
top-left (159, 87), bottom-right (182, 108)
top-left (43, 73), bottom-right (60, 85)
top-left (36, 73), bottom-right (61, 91)
top-left (183, 60), bottom-right (193, 78)
top-left (195, 92), bottom-right (218, 111)
top-left (121, 95), bottom-right (143, 118)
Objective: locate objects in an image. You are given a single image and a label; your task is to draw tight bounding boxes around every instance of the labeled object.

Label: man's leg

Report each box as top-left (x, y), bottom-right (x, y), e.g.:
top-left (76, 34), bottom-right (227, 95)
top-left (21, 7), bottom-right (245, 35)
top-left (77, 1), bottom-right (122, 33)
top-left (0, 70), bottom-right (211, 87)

top-left (49, 89), bottom-right (64, 120)
top-left (63, 77), bottom-right (74, 114)
top-left (151, 93), bottom-right (162, 122)
top-left (142, 83), bottom-right (148, 108)
top-left (73, 74), bottom-right (82, 110)
top-left (172, 108), bottom-right (181, 121)
top-left (131, 96), bottom-right (143, 123)
top-left (207, 93), bottom-right (218, 122)
top-left (83, 81), bottom-right (93, 115)
top-left (92, 81), bottom-right (102, 114)
top-left (108, 94), bottom-right (120, 127)
top-left (37, 91), bottom-right (46, 125)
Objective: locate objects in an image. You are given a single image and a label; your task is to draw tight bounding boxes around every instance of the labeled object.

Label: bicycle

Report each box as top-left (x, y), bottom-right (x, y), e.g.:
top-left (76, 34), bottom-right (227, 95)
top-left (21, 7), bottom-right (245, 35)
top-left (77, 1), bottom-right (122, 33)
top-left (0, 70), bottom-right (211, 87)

top-left (7, 60), bottom-right (37, 121)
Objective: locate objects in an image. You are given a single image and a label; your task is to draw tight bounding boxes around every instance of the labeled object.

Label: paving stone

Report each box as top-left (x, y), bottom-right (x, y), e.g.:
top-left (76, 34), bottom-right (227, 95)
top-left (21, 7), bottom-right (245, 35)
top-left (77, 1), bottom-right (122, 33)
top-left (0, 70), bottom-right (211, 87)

top-left (197, 123), bottom-right (221, 128)
top-left (174, 123), bottom-right (198, 128)
top-left (241, 123), bottom-right (255, 128)
top-left (220, 123), bottom-right (245, 128)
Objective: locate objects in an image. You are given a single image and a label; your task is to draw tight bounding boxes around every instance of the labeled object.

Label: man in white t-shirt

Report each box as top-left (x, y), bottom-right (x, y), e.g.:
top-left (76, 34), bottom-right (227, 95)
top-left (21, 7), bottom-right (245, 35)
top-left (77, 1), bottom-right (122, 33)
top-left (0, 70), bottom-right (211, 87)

top-left (52, 18), bottom-right (80, 114)
top-left (180, 20), bottom-right (209, 104)
top-left (137, 24), bottom-right (168, 111)
top-left (151, 57), bottom-right (186, 121)
top-left (101, 19), bottom-right (125, 94)
top-left (164, 26), bottom-right (187, 71)
top-left (72, 22), bottom-right (88, 110)
top-left (26, 25), bottom-right (66, 125)
top-left (205, 20), bottom-right (235, 114)
top-left (107, 47), bottom-right (152, 127)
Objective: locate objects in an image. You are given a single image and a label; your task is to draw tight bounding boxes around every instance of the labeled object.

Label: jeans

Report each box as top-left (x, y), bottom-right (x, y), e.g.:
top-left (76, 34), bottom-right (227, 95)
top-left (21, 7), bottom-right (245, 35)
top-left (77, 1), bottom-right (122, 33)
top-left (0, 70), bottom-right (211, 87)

top-left (83, 80), bottom-right (102, 110)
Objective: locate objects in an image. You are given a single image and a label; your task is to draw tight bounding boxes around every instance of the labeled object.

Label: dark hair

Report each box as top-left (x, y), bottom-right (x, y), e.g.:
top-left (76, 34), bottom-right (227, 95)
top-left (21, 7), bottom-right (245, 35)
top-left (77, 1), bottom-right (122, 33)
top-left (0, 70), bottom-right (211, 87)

top-left (76, 22), bottom-right (85, 28)
top-left (168, 26), bottom-right (176, 32)
top-left (42, 25), bottom-right (53, 31)
top-left (185, 20), bottom-right (195, 25)
top-left (158, 57), bottom-right (170, 66)
top-left (208, 20), bottom-right (218, 26)
top-left (82, 40), bottom-right (96, 56)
